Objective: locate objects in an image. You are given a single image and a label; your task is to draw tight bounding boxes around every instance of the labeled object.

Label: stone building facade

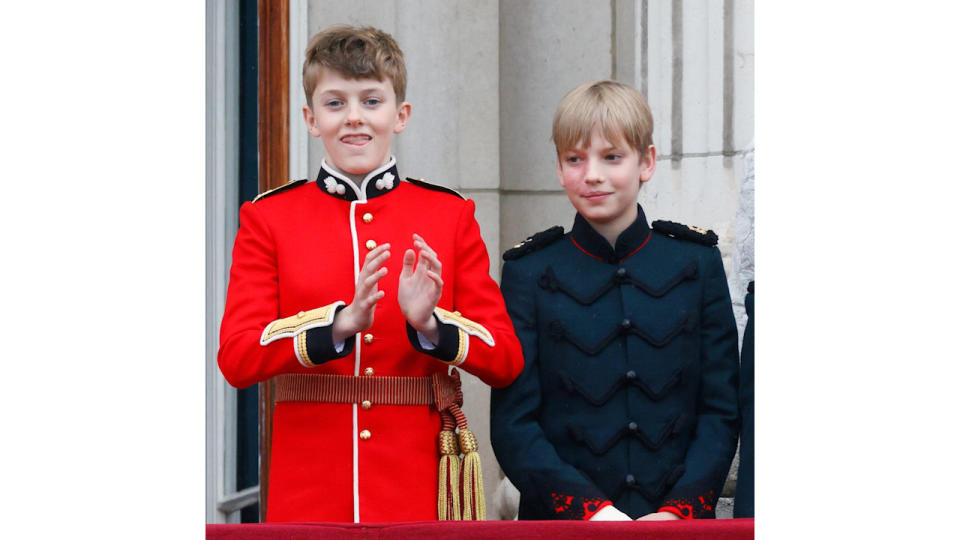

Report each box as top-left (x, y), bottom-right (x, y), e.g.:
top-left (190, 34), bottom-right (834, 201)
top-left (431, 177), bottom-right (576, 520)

top-left (207, 0), bottom-right (754, 522)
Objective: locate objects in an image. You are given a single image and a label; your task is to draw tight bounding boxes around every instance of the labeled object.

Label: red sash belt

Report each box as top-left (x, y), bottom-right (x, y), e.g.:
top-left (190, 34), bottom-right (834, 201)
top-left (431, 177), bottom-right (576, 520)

top-left (273, 372), bottom-right (458, 407)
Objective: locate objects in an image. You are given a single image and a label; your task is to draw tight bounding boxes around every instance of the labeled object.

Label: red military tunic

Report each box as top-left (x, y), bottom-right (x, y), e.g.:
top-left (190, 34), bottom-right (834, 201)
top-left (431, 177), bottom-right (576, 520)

top-left (218, 157), bottom-right (523, 522)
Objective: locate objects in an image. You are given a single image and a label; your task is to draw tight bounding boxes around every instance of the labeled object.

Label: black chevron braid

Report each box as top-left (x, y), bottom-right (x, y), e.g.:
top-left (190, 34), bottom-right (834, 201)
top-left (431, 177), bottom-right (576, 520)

top-left (537, 262), bottom-right (698, 305)
top-left (557, 364), bottom-right (688, 406)
top-left (547, 314), bottom-right (696, 355)
top-left (567, 413), bottom-right (688, 456)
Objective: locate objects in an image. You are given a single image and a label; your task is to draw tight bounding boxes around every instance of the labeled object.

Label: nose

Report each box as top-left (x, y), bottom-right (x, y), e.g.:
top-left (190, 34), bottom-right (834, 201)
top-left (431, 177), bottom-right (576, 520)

top-left (345, 101), bottom-right (363, 126)
top-left (585, 160), bottom-right (603, 184)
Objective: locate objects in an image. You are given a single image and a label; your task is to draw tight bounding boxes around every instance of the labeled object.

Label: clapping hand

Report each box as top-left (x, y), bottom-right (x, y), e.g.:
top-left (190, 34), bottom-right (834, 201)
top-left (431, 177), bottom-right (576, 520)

top-left (332, 243), bottom-right (390, 343)
top-left (397, 233), bottom-right (443, 344)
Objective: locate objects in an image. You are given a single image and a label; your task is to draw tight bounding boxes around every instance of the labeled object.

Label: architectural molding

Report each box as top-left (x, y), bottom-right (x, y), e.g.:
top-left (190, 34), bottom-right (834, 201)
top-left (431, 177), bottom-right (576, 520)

top-left (205, 0), bottom-right (240, 524)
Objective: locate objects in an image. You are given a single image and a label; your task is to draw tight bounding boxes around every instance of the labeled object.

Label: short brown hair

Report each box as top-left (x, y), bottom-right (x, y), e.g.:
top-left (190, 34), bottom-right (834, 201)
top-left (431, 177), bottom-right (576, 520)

top-left (302, 25), bottom-right (407, 106)
top-left (552, 80), bottom-right (654, 158)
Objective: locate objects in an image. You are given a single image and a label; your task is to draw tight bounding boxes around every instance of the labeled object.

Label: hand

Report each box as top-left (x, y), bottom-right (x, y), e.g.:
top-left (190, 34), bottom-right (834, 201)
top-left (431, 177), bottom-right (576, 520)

top-left (635, 511), bottom-right (682, 521)
top-left (332, 243), bottom-right (390, 343)
top-left (588, 505), bottom-right (632, 521)
top-left (397, 233), bottom-right (443, 343)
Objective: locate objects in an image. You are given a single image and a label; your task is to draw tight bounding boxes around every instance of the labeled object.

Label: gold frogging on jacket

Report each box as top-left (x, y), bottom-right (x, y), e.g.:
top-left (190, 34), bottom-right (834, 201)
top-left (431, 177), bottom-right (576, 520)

top-left (260, 301), bottom-right (346, 367)
top-left (432, 369), bottom-right (486, 520)
top-left (434, 307), bottom-right (495, 367)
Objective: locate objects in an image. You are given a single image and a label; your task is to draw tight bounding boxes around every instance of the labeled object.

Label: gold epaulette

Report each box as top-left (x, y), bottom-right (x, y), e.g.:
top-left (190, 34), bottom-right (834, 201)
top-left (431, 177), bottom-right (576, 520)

top-left (405, 177), bottom-right (465, 200)
top-left (651, 220), bottom-right (719, 247)
top-left (253, 179), bottom-right (308, 202)
top-left (502, 226), bottom-right (565, 261)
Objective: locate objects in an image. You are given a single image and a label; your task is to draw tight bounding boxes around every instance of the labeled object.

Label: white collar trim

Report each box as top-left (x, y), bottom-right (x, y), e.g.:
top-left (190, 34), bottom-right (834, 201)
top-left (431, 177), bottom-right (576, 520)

top-left (320, 156), bottom-right (397, 202)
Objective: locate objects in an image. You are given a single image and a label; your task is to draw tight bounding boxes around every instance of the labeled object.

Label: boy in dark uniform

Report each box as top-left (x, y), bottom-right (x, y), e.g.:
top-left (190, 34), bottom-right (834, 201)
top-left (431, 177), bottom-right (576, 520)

top-left (491, 80), bottom-right (739, 521)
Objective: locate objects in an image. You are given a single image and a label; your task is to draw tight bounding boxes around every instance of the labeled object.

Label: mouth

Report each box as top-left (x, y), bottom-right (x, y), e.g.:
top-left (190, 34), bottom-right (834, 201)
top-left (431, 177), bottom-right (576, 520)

top-left (340, 134), bottom-right (372, 146)
top-left (582, 192), bottom-right (612, 201)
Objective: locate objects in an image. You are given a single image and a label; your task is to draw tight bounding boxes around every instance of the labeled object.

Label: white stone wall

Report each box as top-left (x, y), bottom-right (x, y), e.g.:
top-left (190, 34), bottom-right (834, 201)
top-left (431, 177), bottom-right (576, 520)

top-left (297, 0), bottom-right (754, 519)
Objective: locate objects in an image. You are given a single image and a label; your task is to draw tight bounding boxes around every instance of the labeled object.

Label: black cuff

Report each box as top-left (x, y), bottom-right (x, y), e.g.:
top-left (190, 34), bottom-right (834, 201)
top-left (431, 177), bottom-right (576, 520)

top-left (303, 305), bottom-right (355, 365)
top-left (406, 313), bottom-right (462, 364)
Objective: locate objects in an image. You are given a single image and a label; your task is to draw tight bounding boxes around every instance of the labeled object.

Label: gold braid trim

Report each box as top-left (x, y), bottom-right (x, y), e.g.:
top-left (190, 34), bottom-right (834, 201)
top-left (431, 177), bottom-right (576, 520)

top-left (260, 301), bottom-right (346, 345)
top-left (452, 327), bottom-right (467, 366)
top-left (459, 428), bottom-right (486, 520)
top-left (434, 307), bottom-right (495, 347)
top-left (295, 332), bottom-right (317, 367)
top-left (438, 430), bottom-right (462, 520)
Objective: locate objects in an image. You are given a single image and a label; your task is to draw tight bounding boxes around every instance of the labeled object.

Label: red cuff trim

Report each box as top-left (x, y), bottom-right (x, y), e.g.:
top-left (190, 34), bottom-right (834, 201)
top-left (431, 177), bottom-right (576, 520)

top-left (550, 493), bottom-right (609, 520)
top-left (583, 500), bottom-right (613, 521)
top-left (658, 505), bottom-right (693, 520)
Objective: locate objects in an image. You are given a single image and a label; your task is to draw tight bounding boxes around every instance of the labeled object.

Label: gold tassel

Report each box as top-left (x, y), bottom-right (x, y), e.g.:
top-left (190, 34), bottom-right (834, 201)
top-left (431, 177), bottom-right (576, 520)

top-left (438, 430), bottom-right (461, 520)
top-left (458, 428), bottom-right (486, 520)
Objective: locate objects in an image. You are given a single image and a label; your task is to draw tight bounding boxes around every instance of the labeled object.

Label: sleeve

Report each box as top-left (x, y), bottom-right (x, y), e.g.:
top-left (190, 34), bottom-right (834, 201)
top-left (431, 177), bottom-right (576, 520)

top-left (408, 199), bottom-right (523, 388)
top-left (658, 247), bottom-right (740, 519)
top-left (217, 202), bottom-right (353, 389)
top-left (490, 259), bottom-right (614, 520)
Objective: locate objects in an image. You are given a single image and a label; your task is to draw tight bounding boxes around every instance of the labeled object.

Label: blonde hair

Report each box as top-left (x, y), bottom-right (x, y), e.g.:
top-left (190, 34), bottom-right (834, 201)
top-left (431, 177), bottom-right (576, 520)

top-left (552, 80), bottom-right (654, 158)
top-left (302, 25), bottom-right (407, 106)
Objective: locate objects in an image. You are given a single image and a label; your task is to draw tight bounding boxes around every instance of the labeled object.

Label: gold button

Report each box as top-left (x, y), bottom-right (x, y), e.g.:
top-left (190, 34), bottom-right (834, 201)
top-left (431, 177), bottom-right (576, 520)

top-left (297, 311), bottom-right (305, 318)
top-left (359, 429), bottom-right (371, 440)
top-left (365, 239), bottom-right (377, 250)
top-left (363, 367), bottom-right (374, 376)
top-left (362, 213), bottom-right (373, 223)
top-left (363, 333), bottom-right (374, 344)
top-left (361, 400), bottom-right (372, 410)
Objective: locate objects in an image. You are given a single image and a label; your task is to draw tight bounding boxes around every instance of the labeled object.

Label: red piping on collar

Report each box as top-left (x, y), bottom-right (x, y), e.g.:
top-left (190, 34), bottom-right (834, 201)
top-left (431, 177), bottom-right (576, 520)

top-left (570, 236), bottom-right (606, 261)
top-left (619, 230), bottom-right (652, 262)
top-left (570, 229), bottom-right (652, 262)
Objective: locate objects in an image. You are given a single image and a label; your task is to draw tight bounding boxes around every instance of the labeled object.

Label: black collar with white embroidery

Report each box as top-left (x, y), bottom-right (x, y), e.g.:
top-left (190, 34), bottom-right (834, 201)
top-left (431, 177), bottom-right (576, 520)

top-left (315, 157), bottom-right (401, 202)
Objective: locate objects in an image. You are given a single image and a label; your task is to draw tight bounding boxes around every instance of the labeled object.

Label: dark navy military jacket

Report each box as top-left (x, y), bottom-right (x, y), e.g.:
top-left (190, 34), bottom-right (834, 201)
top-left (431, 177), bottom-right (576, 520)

top-left (491, 206), bottom-right (740, 520)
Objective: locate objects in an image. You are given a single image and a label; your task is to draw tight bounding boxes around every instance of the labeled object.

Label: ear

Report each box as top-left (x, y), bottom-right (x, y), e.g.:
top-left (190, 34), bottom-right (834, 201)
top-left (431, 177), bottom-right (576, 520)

top-left (393, 101), bottom-right (412, 134)
top-left (303, 104), bottom-right (322, 138)
top-left (638, 145), bottom-right (657, 184)
top-left (556, 156), bottom-right (567, 188)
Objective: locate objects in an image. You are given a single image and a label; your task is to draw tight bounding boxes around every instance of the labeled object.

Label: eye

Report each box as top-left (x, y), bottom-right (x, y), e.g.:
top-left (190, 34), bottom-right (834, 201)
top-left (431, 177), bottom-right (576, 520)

top-left (564, 155), bottom-right (582, 164)
top-left (363, 97), bottom-right (382, 107)
top-left (325, 99), bottom-right (344, 108)
top-left (605, 153), bottom-right (623, 162)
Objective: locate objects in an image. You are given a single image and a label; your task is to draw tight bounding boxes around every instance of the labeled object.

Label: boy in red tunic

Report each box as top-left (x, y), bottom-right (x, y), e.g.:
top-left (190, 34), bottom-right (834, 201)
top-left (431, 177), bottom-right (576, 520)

top-left (218, 25), bottom-right (522, 523)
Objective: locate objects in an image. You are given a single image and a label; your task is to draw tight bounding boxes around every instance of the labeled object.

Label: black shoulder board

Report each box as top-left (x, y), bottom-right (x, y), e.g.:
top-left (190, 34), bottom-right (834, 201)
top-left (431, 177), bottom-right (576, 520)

top-left (652, 220), bottom-right (719, 247)
top-left (253, 179), bottom-right (308, 202)
top-left (405, 177), bottom-right (465, 199)
top-left (503, 226), bottom-right (565, 261)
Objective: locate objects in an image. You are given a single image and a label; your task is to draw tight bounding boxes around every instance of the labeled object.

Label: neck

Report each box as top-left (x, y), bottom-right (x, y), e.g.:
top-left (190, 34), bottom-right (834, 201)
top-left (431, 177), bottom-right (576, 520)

top-left (324, 154), bottom-right (395, 185)
top-left (327, 162), bottom-right (367, 185)
top-left (586, 204), bottom-right (639, 247)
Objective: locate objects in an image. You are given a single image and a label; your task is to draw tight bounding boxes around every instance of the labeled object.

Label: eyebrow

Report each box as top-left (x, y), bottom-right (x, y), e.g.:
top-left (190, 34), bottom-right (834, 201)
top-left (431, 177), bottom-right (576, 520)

top-left (318, 86), bottom-right (387, 95)
top-left (563, 145), bottom-right (624, 154)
